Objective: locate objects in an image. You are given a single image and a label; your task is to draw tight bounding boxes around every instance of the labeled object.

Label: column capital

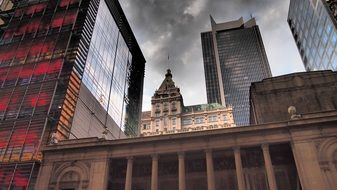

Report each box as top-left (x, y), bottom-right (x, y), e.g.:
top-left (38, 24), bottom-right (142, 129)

top-left (261, 144), bottom-right (270, 151)
top-left (233, 147), bottom-right (241, 152)
top-left (178, 152), bottom-right (185, 158)
top-left (151, 154), bottom-right (159, 160)
top-left (126, 156), bottom-right (134, 161)
top-left (205, 149), bottom-right (212, 154)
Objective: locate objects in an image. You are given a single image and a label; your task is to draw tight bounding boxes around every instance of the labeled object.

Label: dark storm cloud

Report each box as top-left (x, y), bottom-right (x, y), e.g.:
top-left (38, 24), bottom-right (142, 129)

top-left (119, 0), bottom-right (305, 110)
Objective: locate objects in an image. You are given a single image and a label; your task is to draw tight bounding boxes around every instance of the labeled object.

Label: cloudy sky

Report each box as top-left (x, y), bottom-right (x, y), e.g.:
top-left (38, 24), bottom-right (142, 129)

top-left (119, 0), bottom-right (305, 111)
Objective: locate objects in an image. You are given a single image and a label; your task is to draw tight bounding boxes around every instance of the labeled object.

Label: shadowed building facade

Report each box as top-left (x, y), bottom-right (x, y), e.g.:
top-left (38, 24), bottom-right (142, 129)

top-left (140, 69), bottom-right (235, 136)
top-left (288, 0), bottom-right (337, 71)
top-left (250, 70), bottom-right (337, 125)
top-left (35, 107), bottom-right (337, 190)
top-left (35, 71), bottom-right (337, 190)
top-left (201, 17), bottom-right (272, 126)
top-left (0, 0), bottom-right (145, 188)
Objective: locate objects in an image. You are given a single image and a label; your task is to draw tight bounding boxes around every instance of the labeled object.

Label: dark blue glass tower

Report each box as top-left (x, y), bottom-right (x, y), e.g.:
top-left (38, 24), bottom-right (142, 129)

top-left (201, 17), bottom-right (272, 126)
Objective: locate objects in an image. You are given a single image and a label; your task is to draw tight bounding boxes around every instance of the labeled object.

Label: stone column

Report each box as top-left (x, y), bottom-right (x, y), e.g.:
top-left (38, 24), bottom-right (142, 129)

top-left (205, 150), bottom-right (215, 190)
top-left (125, 157), bottom-right (133, 190)
top-left (151, 154), bottom-right (159, 190)
top-left (34, 162), bottom-right (53, 190)
top-left (88, 159), bottom-right (110, 190)
top-left (178, 152), bottom-right (186, 190)
top-left (262, 144), bottom-right (278, 190)
top-left (234, 147), bottom-right (245, 190)
top-left (292, 141), bottom-right (328, 190)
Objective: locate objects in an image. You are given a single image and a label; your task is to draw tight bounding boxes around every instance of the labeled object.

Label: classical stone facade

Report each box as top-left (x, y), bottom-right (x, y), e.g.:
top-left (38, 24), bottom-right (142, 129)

top-left (35, 71), bottom-right (337, 190)
top-left (250, 70), bottom-right (337, 124)
top-left (35, 110), bottom-right (337, 190)
top-left (140, 69), bottom-right (235, 136)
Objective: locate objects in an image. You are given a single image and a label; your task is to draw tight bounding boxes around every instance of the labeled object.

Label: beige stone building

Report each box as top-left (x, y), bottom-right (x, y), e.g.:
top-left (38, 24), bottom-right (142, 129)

top-left (34, 71), bottom-right (337, 190)
top-left (141, 69), bottom-right (235, 136)
top-left (35, 110), bottom-right (337, 190)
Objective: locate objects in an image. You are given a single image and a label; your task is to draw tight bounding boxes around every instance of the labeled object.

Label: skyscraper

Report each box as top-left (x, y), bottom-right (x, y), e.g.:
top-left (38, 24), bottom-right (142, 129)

top-left (288, 0), bottom-right (337, 71)
top-left (201, 17), bottom-right (272, 126)
top-left (0, 0), bottom-right (145, 188)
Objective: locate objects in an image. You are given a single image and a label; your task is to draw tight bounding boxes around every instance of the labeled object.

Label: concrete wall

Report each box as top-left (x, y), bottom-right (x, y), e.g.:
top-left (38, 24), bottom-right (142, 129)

top-left (71, 84), bottom-right (126, 140)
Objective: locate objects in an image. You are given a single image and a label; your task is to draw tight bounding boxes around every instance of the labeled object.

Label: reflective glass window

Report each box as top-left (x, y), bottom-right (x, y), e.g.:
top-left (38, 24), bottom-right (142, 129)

top-left (83, 0), bottom-right (131, 130)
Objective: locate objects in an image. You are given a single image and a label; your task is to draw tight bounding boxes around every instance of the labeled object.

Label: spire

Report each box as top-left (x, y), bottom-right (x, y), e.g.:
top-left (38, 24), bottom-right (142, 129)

top-left (165, 69), bottom-right (172, 78)
top-left (158, 69), bottom-right (175, 91)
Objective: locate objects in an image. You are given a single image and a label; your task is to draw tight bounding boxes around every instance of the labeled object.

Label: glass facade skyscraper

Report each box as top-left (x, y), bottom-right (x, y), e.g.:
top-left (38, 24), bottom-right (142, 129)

top-left (288, 0), bottom-right (337, 71)
top-left (0, 0), bottom-right (145, 188)
top-left (201, 17), bottom-right (272, 126)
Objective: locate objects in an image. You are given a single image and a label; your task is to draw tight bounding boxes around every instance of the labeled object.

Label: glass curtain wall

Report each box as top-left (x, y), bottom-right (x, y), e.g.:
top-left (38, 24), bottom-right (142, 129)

top-left (213, 150), bottom-right (238, 190)
top-left (241, 147), bottom-right (268, 190)
top-left (270, 144), bottom-right (301, 190)
top-left (108, 158), bottom-right (127, 190)
top-left (185, 152), bottom-right (208, 190)
top-left (0, 0), bottom-right (82, 188)
top-left (288, 0), bottom-right (337, 71)
top-left (132, 156), bottom-right (152, 189)
top-left (82, 0), bottom-right (131, 131)
top-left (158, 154), bottom-right (179, 190)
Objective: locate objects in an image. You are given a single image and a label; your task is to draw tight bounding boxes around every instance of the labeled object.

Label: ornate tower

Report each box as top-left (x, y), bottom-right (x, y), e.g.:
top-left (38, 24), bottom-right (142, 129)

top-left (150, 69), bottom-right (183, 132)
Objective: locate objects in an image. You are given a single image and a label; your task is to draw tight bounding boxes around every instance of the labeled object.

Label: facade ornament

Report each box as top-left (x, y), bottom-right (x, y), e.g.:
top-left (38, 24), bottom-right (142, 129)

top-left (288, 106), bottom-right (302, 120)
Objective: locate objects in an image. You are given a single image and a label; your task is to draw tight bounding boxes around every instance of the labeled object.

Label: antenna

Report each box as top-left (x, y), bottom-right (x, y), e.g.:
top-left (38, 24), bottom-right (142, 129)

top-left (167, 53), bottom-right (170, 70)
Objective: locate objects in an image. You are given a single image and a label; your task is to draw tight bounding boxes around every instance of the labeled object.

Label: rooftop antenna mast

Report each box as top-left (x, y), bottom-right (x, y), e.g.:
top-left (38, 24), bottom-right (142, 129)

top-left (167, 53), bottom-right (170, 70)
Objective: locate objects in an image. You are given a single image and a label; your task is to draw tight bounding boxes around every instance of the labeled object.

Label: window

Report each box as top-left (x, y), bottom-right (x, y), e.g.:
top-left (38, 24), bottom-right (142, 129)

top-left (143, 124), bottom-right (150, 130)
top-left (223, 114), bottom-right (228, 122)
top-left (155, 119), bottom-right (160, 127)
top-left (155, 112), bottom-right (160, 117)
top-left (164, 117), bottom-right (167, 126)
top-left (172, 117), bottom-right (176, 125)
top-left (171, 101), bottom-right (176, 110)
top-left (182, 118), bottom-right (192, 126)
top-left (208, 115), bottom-right (217, 122)
top-left (163, 103), bottom-right (168, 111)
top-left (195, 116), bottom-right (204, 124)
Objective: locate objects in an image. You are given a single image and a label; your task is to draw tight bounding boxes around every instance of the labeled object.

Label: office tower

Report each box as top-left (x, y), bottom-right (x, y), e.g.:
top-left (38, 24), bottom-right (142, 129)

top-left (288, 0), bottom-right (337, 71)
top-left (201, 17), bottom-right (272, 126)
top-left (0, 0), bottom-right (145, 188)
top-left (140, 69), bottom-right (235, 136)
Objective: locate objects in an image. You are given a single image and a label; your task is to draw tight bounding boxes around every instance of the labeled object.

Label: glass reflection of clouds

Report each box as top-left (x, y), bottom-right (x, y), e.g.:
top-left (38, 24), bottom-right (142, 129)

top-left (289, 0), bottom-right (337, 71)
top-left (83, 0), bottom-right (131, 129)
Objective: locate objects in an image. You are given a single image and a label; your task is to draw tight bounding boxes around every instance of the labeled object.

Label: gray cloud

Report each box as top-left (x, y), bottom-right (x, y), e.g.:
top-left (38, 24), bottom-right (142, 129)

top-left (119, 0), bottom-right (305, 110)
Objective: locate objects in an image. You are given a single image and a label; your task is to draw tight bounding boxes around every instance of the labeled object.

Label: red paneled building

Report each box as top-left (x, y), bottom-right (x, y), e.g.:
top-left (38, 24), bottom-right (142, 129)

top-left (0, 0), bottom-right (145, 189)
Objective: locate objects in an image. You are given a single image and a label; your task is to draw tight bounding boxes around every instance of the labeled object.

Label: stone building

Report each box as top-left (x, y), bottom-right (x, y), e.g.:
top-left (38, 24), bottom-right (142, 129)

top-left (140, 69), bottom-right (235, 136)
top-left (35, 71), bottom-right (337, 190)
top-left (35, 109), bottom-right (337, 190)
top-left (250, 70), bottom-right (337, 124)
